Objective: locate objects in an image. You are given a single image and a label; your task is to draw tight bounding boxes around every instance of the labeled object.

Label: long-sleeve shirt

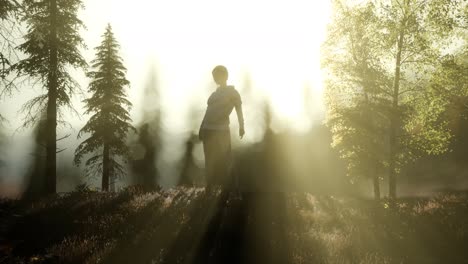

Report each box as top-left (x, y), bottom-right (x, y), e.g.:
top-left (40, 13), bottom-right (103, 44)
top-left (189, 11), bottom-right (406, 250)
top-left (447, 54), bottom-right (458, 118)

top-left (200, 85), bottom-right (244, 131)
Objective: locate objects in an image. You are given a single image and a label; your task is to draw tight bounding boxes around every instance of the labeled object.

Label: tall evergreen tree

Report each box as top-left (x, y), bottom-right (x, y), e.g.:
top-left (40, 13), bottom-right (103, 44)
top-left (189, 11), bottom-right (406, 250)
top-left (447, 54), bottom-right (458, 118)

top-left (1, 0), bottom-right (21, 121)
top-left (75, 24), bottom-right (134, 192)
top-left (0, 0), bottom-right (19, 77)
top-left (14, 0), bottom-right (86, 194)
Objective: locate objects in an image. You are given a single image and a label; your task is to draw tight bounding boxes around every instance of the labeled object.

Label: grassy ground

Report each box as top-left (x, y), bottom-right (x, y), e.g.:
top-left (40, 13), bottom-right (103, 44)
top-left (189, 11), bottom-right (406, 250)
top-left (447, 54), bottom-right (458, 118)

top-left (0, 188), bottom-right (467, 264)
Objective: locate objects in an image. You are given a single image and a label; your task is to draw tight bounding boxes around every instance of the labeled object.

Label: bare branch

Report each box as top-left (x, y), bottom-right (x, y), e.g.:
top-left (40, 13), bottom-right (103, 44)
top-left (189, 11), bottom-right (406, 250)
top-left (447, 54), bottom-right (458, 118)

top-left (56, 134), bottom-right (71, 142)
top-left (56, 148), bottom-right (66, 154)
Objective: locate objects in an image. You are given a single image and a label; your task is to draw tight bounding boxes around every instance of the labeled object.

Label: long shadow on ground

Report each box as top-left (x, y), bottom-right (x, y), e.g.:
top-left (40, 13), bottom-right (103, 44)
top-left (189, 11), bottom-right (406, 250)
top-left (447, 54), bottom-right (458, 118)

top-left (161, 191), bottom-right (291, 264)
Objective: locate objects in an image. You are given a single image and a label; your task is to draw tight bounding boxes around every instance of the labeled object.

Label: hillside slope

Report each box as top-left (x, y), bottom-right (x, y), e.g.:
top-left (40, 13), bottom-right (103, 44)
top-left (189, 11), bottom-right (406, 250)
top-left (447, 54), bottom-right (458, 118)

top-left (1, 188), bottom-right (467, 263)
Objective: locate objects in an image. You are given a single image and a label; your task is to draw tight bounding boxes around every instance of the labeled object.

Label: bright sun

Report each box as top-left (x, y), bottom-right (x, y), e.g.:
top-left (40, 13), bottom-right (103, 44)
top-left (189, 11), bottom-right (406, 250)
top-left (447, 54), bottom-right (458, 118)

top-left (81, 0), bottom-right (331, 131)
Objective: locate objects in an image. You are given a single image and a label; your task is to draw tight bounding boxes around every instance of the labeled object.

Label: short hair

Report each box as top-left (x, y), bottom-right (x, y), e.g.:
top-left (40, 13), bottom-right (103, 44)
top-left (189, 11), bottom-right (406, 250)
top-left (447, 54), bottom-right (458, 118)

top-left (212, 65), bottom-right (228, 80)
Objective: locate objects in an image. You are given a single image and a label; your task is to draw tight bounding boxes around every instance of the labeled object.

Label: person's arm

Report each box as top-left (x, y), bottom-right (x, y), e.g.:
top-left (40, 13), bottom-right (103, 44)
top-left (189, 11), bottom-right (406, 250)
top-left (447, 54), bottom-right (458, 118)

top-left (233, 89), bottom-right (245, 139)
top-left (235, 104), bottom-right (245, 139)
top-left (198, 114), bottom-right (206, 141)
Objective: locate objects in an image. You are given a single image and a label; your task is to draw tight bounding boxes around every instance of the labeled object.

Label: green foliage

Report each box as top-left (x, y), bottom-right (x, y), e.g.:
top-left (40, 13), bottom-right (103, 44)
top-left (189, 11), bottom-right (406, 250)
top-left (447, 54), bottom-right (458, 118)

top-left (323, 1), bottom-right (392, 187)
top-left (9, 0), bottom-right (86, 195)
top-left (75, 24), bottom-right (135, 182)
top-left (323, 0), bottom-right (466, 197)
top-left (0, 0), bottom-right (17, 67)
top-left (13, 0), bottom-right (86, 126)
top-left (0, 0), bottom-right (16, 19)
top-left (0, 0), bottom-right (21, 118)
top-left (430, 53), bottom-right (468, 105)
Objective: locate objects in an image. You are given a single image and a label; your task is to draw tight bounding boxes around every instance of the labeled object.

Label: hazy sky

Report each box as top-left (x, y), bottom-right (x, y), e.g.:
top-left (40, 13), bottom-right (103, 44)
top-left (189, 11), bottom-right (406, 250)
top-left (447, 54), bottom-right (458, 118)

top-left (80, 0), bottom-right (332, 129)
top-left (0, 0), bottom-right (332, 189)
top-left (2, 0), bottom-right (332, 129)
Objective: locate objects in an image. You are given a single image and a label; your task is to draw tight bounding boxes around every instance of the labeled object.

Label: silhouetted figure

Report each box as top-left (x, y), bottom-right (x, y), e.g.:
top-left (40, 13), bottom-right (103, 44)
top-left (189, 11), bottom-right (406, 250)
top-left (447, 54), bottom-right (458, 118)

top-left (178, 134), bottom-right (199, 186)
top-left (23, 118), bottom-right (48, 199)
top-left (199, 65), bottom-right (245, 190)
top-left (131, 123), bottom-right (159, 190)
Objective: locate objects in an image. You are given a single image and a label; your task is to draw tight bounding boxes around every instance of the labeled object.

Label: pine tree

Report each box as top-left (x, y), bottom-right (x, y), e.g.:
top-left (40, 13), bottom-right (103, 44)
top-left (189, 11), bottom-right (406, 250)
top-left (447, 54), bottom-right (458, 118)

top-left (75, 24), bottom-right (134, 192)
top-left (1, 0), bottom-right (21, 121)
top-left (0, 0), bottom-right (19, 73)
top-left (14, 0), bottom-right (86, 194)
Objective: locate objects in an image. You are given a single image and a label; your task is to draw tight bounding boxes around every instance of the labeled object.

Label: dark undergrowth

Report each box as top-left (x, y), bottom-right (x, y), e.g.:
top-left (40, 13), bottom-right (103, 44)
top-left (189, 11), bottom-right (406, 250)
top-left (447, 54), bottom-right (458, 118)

top-left (0, 188), bottom-right (467, 264)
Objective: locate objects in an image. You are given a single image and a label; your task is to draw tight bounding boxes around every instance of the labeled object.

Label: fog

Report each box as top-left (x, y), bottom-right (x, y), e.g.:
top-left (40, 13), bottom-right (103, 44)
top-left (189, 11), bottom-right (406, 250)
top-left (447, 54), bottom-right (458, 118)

top-left (1, 0), bottom-right (467, 198)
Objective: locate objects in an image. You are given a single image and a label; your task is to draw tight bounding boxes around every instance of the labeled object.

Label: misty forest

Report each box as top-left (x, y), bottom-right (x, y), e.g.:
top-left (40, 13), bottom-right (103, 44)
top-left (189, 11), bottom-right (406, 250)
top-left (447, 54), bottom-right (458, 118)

top-left (0, 0), bottom-right (468, 263)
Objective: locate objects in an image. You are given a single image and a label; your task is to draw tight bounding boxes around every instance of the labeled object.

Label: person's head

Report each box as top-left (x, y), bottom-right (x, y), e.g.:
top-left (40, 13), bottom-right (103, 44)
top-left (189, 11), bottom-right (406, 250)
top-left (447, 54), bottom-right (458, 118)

top-left (212, 65), bottom-right (228, 86)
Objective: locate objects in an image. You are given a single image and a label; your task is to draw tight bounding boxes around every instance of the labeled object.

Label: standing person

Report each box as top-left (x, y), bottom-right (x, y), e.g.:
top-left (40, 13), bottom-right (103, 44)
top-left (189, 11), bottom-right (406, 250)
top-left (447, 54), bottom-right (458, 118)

top-left (199, 65), bottom-right (245, 191)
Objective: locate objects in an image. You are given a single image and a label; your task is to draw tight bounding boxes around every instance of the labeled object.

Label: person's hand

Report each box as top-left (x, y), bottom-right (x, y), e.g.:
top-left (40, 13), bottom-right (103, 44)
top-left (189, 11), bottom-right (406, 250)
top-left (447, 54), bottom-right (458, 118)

top-left (239, 127), bottom-right (245, 139)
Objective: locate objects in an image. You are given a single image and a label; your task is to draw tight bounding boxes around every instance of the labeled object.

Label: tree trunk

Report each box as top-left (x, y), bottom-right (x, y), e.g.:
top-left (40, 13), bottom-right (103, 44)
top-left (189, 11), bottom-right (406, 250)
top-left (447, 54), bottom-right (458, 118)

top-left (388, 0), bottom-right (409, 199)
top-left (389, 26), bottom-right (405, 199)
top-left (102, 143), bottom-right (110, 191)
top-left (373, 174), bottom-right (380, 200)
top-left (45, 0), bottom-right (58, 195)
top-left (110, 174), bottom-right (115, 192)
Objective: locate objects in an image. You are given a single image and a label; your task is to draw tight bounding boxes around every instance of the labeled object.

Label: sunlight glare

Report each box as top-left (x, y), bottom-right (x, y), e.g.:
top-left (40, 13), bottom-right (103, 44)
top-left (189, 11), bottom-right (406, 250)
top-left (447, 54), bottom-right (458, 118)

top-left (83, 0), bottom-right (332, 130)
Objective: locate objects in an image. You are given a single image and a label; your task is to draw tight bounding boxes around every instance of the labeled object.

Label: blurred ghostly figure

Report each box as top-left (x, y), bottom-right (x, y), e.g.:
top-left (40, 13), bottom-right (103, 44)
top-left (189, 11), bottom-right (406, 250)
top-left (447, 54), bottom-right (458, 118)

top-left (199, 65), bottom-right (245, 190)
top-left (129, 64), bottom-right (161, 191)
top-left (178, 134), bottom-right (201, 186)
top-left (131, 123), bottom-right (159, 190)
top-left (23, 118), bottom-right (47, 198)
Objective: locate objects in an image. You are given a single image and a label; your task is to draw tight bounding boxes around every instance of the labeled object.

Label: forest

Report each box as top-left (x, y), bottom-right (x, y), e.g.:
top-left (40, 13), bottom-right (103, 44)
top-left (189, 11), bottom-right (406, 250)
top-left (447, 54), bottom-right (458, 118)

top-left (0, 0), bottom-right (467, 263)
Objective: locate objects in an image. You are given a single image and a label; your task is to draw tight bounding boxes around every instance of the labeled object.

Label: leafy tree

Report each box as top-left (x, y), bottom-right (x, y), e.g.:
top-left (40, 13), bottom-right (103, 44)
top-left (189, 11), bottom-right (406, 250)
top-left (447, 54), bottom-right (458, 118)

top-left (428, 38), bottom-right (468, 115)
top-left (323, 0), bottom-right (465, 198)
top-left (426, 43), bottom-right (468, 161)
top-left (14, 0), bottom-right (86, 194)
top-left (377, 0), bottom-right (464, 198)
top-left (322, 1), bottom-right (391, 199)
top-left (75, 24), bottom-right (134, 192)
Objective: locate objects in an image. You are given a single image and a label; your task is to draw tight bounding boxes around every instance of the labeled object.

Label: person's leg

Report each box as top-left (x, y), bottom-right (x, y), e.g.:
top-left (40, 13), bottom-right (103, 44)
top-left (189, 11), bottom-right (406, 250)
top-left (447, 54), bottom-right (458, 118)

top-left (210, 131), bottom-right (224, 187)
top-left (218, 130), bottom-right (232, 189)
top-left (205, 130), bottom-right (232, 189)
top-left (203, 130), bottom-right (215, 190)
